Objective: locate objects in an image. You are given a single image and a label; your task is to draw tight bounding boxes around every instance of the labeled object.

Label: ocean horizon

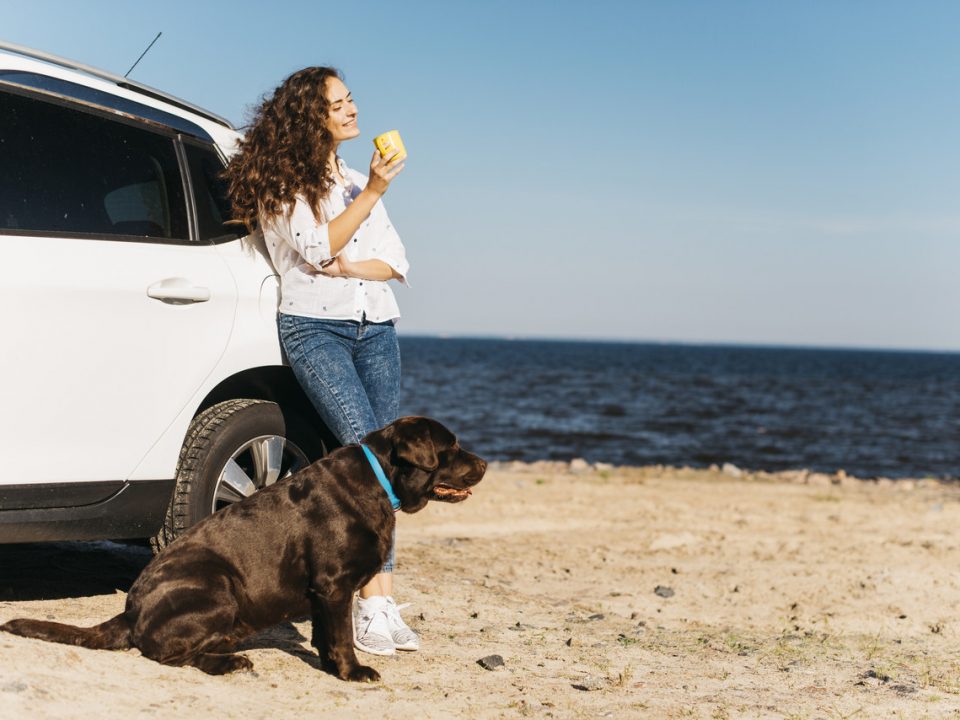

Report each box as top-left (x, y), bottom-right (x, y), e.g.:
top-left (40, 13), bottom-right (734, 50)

top-left (398, 337), bottom-right (960, 480)
top-left (399, 332), bottom-right (960, 357)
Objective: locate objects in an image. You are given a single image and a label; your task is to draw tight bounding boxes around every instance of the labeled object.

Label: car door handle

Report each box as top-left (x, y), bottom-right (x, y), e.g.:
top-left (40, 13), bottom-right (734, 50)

top-left (147, 278), bottom-right (211, 304)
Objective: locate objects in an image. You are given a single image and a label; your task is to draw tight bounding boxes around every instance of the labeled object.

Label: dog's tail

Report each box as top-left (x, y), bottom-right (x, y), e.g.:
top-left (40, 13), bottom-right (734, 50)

top-left (1, 613), bottom-right (132, 650)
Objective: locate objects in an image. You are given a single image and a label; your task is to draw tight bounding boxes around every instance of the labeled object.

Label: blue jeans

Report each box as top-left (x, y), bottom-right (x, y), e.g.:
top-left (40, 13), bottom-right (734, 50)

top-left (278, 313), bottom-right (400, 572)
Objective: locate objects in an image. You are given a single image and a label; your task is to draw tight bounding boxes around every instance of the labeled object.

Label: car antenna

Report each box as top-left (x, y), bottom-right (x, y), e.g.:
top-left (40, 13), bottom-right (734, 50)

top-left (124, 31), bottom-right (162, 78)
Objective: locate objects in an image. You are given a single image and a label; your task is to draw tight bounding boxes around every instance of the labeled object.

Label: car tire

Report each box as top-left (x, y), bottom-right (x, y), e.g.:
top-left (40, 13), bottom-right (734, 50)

top-left (150, 399), bottom-right (313, 553)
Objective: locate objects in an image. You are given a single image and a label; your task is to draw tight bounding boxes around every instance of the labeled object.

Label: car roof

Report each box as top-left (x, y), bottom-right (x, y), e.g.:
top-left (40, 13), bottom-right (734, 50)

top-left (0, 41), bottom-right (241, 151)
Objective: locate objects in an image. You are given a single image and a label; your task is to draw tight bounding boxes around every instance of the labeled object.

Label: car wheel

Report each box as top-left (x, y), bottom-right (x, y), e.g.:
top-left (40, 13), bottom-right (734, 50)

top-left (151, 399), bottom-right (313, 553)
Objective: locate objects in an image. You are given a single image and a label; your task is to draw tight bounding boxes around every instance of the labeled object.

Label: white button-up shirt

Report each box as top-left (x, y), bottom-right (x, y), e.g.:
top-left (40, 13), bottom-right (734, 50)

top-left (260, 159), bottom-right (409, 323)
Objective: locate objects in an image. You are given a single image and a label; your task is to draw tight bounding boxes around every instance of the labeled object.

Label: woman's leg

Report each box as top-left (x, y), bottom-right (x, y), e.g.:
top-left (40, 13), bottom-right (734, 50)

top-left (353, 320), bottom-right (401, 588)
top-left (279, 315), bottom-right (412, 652)
top-left (280, 314), bottom-right (394, 586)
top-left (353, 320), bottom-right (401, 592)
top-left (352, 321), bottom-right (417, 650)
top-left (278, 314), bottom-right (379, 445)
top-left (353, 321), bottom-right (401, 431)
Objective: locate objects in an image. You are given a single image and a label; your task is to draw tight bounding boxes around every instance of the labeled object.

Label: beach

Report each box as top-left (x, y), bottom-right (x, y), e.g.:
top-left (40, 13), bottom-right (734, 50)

top-left (2, 463), bottom-right (960, 719)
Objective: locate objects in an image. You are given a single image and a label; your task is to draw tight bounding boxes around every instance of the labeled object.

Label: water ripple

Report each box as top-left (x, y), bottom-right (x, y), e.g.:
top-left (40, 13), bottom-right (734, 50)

top-left (399, 338), bottom-right (960, 478)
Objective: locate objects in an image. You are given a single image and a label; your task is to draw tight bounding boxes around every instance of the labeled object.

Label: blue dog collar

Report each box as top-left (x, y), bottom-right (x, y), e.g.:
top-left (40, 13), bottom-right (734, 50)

top-left (361, 444), bottom-right (401, 511)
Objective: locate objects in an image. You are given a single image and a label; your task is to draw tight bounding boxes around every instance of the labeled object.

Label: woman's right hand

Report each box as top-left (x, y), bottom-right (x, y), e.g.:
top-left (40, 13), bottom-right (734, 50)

top-left (325, 150), bottom-right (404, 255)
top-left (365, 150), bottom-right (405, 196)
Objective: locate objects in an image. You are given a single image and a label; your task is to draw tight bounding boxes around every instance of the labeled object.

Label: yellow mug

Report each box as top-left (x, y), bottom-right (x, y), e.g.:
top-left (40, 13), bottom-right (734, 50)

top-left (374, 130), bottom-right (407, 163)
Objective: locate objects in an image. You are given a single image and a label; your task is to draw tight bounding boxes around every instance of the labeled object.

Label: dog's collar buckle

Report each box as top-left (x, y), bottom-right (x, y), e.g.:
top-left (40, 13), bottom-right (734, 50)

top-left (360, 444), bottom-right (401, 511)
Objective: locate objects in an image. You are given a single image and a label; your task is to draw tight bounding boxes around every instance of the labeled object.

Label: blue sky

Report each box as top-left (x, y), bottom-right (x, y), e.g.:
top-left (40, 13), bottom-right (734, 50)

top-left (5, 1), bottom-right (959, 350)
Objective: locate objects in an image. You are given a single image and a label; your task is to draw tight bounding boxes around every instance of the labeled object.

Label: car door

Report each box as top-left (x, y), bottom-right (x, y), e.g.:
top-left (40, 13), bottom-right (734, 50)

top-left (0, 86), bottom-right (237, 486)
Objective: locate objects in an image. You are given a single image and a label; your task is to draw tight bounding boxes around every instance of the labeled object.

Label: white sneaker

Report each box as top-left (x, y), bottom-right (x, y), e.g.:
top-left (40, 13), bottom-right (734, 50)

top-left (354, 596), bottom-right (396, 656)
top-left (385, 597), bottom-right (420, 652)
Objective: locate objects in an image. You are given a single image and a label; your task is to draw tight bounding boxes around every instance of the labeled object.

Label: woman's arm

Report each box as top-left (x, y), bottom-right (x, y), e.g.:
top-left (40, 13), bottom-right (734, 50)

top-left (279, 151), bottom-right (405, 265)
top-left (326, 151), bottom-right (405, 255)
top-left (320, 188), bottom-right (409, 284)
top-left (321, 256), bottom-right (401, 281)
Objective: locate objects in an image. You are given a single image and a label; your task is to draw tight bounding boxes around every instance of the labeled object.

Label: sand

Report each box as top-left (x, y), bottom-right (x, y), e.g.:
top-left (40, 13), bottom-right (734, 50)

top-left (2, 463), bottom-right (960, 719)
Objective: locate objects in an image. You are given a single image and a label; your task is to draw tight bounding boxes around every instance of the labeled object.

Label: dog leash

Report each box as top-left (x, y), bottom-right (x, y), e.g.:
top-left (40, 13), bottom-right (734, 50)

top-left (360, 444), bottom-right (401, 511)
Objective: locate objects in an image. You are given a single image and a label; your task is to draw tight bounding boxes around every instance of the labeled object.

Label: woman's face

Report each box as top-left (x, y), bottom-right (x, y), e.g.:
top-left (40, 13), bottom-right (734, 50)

top-left (324, 77), bottom-right (360, 143)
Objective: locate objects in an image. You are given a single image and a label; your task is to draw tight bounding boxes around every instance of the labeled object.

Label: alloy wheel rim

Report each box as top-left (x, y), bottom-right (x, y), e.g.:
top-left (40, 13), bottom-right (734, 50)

top-left (212, 434), bottom-right (309, 512)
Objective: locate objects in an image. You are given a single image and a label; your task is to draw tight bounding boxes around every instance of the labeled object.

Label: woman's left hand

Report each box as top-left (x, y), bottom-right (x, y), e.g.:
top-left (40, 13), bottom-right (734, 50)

top-left (320, 255), bottom-right (396, 281)
top-left (319, 256), bottom-right (352, 278)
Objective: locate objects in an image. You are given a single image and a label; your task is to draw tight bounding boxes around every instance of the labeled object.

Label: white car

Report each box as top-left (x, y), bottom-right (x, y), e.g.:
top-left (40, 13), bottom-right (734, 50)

top-left (0, 42), bottom-right (331, 549)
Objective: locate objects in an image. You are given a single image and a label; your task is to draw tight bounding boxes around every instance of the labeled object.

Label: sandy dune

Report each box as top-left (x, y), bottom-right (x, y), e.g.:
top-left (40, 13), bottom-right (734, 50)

top-left (2, 464), bottom-right (960, 719)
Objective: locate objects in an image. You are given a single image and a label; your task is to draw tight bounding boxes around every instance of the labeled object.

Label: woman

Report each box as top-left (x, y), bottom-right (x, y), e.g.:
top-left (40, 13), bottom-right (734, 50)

top-left (225, 67), bottom-right (415, 657)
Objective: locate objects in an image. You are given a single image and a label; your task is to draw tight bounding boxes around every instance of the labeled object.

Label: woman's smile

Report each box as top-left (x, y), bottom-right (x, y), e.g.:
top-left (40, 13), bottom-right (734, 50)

top-left (324, 77), bottom-right (361, 142)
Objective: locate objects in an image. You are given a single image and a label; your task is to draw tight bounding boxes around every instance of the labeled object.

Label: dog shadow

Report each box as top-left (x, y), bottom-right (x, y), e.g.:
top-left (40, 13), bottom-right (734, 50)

top-left (0, 541), bottom-right (152, 601)
top-left (240, 619), bottom-right (344, 674)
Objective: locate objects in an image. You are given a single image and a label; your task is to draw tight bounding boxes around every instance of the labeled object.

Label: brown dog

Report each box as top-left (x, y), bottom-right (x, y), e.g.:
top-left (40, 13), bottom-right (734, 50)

top-left (1, 416), bottom-right (486, 682)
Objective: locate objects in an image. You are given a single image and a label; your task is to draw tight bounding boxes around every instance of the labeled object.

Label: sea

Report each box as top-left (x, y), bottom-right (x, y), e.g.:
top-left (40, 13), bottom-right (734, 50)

top-left (398, 337), bottom-right (960, 479)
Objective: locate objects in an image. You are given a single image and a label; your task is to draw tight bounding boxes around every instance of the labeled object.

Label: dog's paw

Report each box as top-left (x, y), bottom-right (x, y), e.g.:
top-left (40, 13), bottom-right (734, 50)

top-left (227, 655), bottom-right (255, 673)
top-left (344, 665), bottom-right (381, 683)
top-left (188, 652), bottom-right (255, 675)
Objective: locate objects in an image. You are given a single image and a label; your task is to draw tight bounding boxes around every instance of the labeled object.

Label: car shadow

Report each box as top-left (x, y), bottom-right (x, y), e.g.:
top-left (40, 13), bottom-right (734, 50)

top-left (0, 540), bottom-right (152, 601)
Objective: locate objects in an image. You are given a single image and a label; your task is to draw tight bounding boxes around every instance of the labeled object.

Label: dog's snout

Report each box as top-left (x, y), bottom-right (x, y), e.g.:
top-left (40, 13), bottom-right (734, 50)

top-left (466, 456), bottom-right (487, 483)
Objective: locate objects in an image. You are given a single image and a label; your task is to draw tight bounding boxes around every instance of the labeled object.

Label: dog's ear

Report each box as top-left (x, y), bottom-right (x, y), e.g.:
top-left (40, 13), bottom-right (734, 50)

top-left (392, 417), bottom-right (440, 472)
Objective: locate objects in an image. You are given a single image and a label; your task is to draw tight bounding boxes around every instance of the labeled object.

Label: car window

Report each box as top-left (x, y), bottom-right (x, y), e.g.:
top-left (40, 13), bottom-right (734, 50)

top-left (183, 142), bottom-right (246, 242)
top-left (0, 88), bottom-right (189, 241)
top-left (0, 71), bottom-right (213, 140)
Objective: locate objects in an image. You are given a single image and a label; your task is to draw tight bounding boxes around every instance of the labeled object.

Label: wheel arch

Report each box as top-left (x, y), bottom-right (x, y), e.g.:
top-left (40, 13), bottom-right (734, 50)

top-left (195, 365), bottom-right (336, 461)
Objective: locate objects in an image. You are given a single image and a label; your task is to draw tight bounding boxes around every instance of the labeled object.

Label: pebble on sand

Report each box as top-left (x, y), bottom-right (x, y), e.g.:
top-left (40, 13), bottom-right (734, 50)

top-left (477, 655), bottom-right (506, 671)
top-left (571, 676), bottom-right (605, 692)
top-left (654, 585), bottom-right (675, 598)
top-left (721, 463), bottom-right (743, 478)
top-left (569, 458), bottom-right (591, 474)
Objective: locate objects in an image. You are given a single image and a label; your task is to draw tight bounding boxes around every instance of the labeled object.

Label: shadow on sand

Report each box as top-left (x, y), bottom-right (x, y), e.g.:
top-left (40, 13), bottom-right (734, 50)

top-left (0, 540), bottom-right (152, 601)
top-left (0, 541), bottom-right (335, 673)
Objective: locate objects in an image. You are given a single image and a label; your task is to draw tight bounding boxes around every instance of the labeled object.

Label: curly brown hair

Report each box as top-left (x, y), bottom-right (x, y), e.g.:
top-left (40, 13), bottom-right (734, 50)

top-left (225, 66), bottom-right (343, 231)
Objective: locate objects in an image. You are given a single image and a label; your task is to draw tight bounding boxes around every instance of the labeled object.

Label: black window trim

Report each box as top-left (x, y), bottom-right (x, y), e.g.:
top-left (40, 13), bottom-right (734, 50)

top-left (0, 71), bottom-right (215, 141)
top-left (174, 137), bottom-right (200, 245)
top-left (0, 83), bottom-right (207, 247)
top-left (178, 135), bottom-right (250, 245)
top-left (0, 79), bottom-right (197, 142)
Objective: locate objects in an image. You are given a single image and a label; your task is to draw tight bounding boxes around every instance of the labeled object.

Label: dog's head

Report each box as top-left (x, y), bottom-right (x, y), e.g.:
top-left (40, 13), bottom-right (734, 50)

top-left (366, 416), bottom-right (486, 513)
